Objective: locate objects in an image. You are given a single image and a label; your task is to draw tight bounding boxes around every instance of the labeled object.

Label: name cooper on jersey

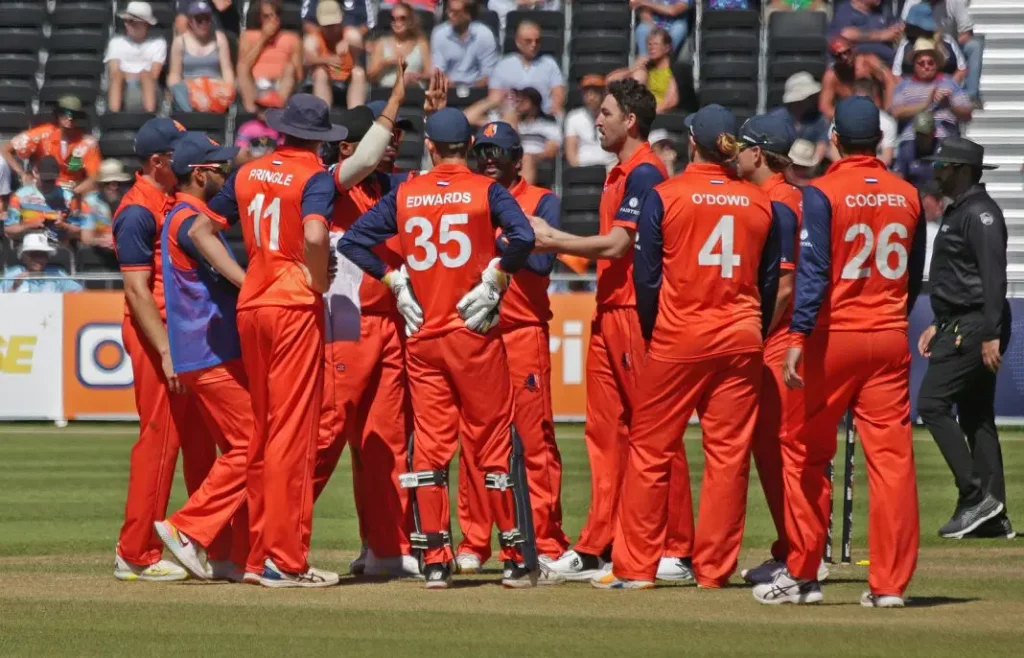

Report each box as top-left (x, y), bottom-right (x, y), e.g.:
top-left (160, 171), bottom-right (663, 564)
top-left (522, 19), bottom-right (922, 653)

top-left (844, 193), bottom-right (909, 208)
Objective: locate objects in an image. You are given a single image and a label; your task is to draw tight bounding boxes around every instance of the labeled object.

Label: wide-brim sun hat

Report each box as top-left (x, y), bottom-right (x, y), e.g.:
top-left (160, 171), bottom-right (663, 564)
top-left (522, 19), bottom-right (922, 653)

top-left (264, 93), bottom-right (348, 142)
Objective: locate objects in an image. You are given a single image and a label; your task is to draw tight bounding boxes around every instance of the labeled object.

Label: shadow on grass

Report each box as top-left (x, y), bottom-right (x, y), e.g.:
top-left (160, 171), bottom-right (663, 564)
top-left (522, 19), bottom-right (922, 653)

top-left (906, 596), bottom-right (980, 608)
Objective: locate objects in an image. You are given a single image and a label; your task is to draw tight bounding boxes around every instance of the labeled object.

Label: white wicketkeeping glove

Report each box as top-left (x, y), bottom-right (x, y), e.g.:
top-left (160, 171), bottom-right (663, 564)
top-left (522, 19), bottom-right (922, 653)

top-left (456, 258), bottom-right (511, 334)
top-left (383, 265), bottom-right (423, 336)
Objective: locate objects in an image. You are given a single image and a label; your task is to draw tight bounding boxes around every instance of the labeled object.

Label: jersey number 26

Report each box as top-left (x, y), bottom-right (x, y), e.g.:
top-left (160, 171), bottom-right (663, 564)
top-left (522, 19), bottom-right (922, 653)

top-left (841, 223), bottom-right (908, 280)
top-left (404, 214), bottom-right (472, 271)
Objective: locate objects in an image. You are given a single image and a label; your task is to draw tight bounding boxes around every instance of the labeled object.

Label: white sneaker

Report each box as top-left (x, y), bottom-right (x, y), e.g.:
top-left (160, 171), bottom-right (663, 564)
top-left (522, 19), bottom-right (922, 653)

top-left (656, 557), bottom-right (694, 582)
top-left (114, 552), bottom-right (187, 582)
top-left (455, 553), bottom-right (482, 574)
top-left (260, 558), bottom-right (339, 588)
top-left (365, 550), bottom-right (422, 578)
top-left (242, 571), bottom-right (262, 585)
top-left (591, 570), bottom-right (654, 590)
top-left (860, 591), bottom-right (905, 608)
top-left (818, 559), bottom-right (830, 582)
top-left (741, 559), bottom-right (785, 585)
top-left (153, 520), bottom-right (208, 580)
top-left (752, 570), bottom-right (823, 605)
top-left (546, 549), bottom-right (606, 582)
top-left (349, 545), bottom-right (368, 575)
top-left (208, 560), bottom-right (244, 583)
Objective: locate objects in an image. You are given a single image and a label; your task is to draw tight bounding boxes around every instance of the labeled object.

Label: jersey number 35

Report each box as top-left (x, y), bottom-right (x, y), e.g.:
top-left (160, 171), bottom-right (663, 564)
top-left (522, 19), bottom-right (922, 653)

top-left (404, 214), bottom-right (472, 271)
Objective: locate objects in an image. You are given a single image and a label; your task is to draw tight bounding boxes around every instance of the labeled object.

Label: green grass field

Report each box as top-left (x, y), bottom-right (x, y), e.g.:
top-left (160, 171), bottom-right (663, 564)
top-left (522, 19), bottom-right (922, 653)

top-left (0, 423), bottom-right (1021, 657)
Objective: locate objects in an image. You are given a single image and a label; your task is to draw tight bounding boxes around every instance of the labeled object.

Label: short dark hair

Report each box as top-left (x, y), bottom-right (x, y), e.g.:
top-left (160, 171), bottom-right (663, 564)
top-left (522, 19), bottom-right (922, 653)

top-left (837, 136), bottom-right (881, 157)
top-left (434, 141), bottom-right (469, 159)
top-left (648, 27), bottom-right (671, 47)
top-left (607, 79), bottom-right (656, 140)
top-left (851, 78), bottom-right (882, 104)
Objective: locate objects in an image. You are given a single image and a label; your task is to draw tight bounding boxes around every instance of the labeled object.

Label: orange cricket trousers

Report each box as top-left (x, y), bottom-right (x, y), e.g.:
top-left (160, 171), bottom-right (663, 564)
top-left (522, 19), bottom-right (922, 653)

top-left (313, 313), bottom-right (412, 558)
top-left (613, 353), bottom-right (761, 586)
top-left (751, 345), bottom-right (789, 562)
top-left (782, 330), bottom-right (919, 596)
top-left (456, 324), bottom-right (570, 561)
top-left (168, 358), bottom-right (253, 567)
top-left (238, 305), bottom-right (324, 575)
top-left (577, 307), bottom-right (690, 558)
top-left (117, 317), bottom-right (218, 567)
top-left (406, 328), bottom-right (520, 565)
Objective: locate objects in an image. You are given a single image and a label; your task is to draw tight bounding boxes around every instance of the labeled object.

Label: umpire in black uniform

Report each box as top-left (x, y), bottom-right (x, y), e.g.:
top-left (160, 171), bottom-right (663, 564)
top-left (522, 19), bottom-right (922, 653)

top-left (917, 136), bottom-right (1014, 540)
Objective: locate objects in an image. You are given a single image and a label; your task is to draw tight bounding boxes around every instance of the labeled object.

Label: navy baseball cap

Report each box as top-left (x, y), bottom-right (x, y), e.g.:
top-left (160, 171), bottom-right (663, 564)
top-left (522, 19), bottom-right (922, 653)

top-left (135, 117), bottom-right (186, 157)
top-left (425, 107), bottom-right (472, 145)
top-left (170, 132), bottom-right (239, 176)
top-left (365, 100), bottom-right (416, 131)
top-left (340, 106), bottom-right (376, 143)
top-left (473, 121), bottom-right (521, 151)
top-left (739, 113), bottom-right (795, 155)
top-left (688, 104), bottom-right (737, 151)
top-left (833, 96), bottom-right (881, 143)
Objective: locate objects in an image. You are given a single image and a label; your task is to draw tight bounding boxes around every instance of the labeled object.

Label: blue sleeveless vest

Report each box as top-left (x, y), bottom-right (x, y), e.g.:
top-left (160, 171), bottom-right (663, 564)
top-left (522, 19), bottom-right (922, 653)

top-left (160, 200), bottom-right (242, 374)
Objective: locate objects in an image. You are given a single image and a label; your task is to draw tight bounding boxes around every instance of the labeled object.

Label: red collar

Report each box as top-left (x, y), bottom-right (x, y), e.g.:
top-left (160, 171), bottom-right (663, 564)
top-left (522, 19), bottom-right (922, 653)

top-left (612, 142), bottom-right (656, 176)
top-left (825, 154), bottom-right (887, 176)
top-left (683, 162), bottom-right (735, 178)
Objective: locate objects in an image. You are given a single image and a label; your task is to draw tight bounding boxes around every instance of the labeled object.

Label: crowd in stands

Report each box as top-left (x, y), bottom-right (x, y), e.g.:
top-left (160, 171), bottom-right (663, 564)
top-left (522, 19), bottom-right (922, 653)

top-left (0, 0), bottom-right (989, 287)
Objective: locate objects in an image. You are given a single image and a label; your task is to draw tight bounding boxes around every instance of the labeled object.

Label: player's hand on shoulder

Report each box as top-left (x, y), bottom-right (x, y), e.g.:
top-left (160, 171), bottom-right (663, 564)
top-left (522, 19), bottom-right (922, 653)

top-left (384, 265), bottom-right (424, 336)
top-left (457, 258), bottom-right (509, 334)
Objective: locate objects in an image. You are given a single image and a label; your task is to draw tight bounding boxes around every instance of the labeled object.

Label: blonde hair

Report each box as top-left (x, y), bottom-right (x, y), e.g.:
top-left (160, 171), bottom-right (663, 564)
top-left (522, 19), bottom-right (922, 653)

top-left (763, 150), bottom-right (793, 172)
top-left (696, 132), bottom-right (742, 164)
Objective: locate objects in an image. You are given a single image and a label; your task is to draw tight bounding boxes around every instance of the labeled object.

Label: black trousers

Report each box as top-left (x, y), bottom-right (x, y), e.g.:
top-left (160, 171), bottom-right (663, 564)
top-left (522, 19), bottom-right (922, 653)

top-left (917, 312), bottom-right (1007, 510)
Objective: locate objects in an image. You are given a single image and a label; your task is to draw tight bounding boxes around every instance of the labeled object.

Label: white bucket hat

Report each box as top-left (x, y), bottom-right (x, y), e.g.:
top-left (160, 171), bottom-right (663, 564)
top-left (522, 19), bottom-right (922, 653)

top-left (19, 233), bottom-right (57, 257)
top-left (783, 72), bottom-right (822, 104)
top-left (119, 1), bottom-right (158, 25)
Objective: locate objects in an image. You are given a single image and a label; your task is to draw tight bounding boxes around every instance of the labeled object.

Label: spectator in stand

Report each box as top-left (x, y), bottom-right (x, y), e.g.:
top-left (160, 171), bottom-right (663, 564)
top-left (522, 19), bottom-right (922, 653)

top-left (238, 0), bottom-right (302, 112)
top-left (105, 2), bottom-right (168, 113)
top-left (607, 28), bottom-right (678, 114)
top-left (706, 0), bottom-right (751, 8)
top-left (632, 0), bottom-right (691, 56)
top-left (847, 78), bottom-right (896, 166)
top-left (488, 1), bottom-right (561, 32)
top-left (0, 159), bottom-right (10, 218)
top-left (894, 4), bottom-right (967, 89)
top-left (6, 157), bottom-right (83, 245)
top-left (893, 111), bottom-right (940, 189)
top-left (167, 2), bottom-right (237, 113)
top-left (0, 233), bottom-right (82, 294)
top-left (235, 91), bottom-right (286, 163)
top-left (770, 73), bottom-right (830, 167)
top-left (466, 20), bottom-right (565, 124)
top-left (301, 0), bottom-right (372, 59)
top-left (79, 160), bottom-right (132, 270)
top-left (829, 0), bottom-right (903, 65)
top-left (303, 0), bottom-right (367, 108)
top-left (786, 137), bottom-right (823, 187)
top-left (564, 75), bottom-right (617, 168)
top-left (768, 0), bottom-right (826, 12)
top-left (368, 2), bottom-right (431, 88)
top-left (819, 36), bottom-right (895, 120)
top-left (902, 0), bottom-right (982, 104)
top-left (2, 97), bottom-right (101, 197)
top-left (504, 87), bottom-right (560, 185)
top-left (175, 0), bottom-right (240, 35)
top-left (890, 39), bottom-right (972, 143)
top-left (430, 0), bottom-right (499, 88)
top-left (648, 128), bottom-right (680, 176)
top-left (383, 0), bottom-right (436, 10)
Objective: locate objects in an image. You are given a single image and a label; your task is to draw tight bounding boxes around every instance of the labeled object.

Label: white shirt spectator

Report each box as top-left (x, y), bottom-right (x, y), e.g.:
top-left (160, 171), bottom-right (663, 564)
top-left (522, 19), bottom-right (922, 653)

top-left (564, 107), bottom-right (615, 167)
top-left (879, 110), bottom-right (897, 157)
top-left (518, 116), bottom-right (561, 155)
top-left (104, 34), bottom-right (168, 75)
top-left (489, 54), bottom-right (564, 114)
top-left (487, 0), bottom-right (561, 31)
top-left (0, 158), bottom-right (11, 197)
top-left (430, 21), bottom-right (500, 86)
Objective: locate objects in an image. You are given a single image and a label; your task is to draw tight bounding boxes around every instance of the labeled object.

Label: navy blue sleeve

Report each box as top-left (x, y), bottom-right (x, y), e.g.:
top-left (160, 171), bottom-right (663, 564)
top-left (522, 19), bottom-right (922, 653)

top-left (385, 171), bottom-right (411, 193)
top-left (337, 187), bottom-right (399, 280)
top-left (633, 189), bottom-right (665, 341)
top-left (759, 207), bottom-right (782, 338)
top-left (499, 192), bottom-right (560, 276)
top-left (176, 214), bottom-right (203, 264)
top-left (615, 163), bottom-right (666, 225)
top-left (772, 201), bottom-right (798, 270)
top-left (302, 171), bottom-right (336, 220)
top-left (112, 205), bottom-right (157, 268)
top-left (488, 182), bottom-right (535, 274)
top-left (207, 170), bottom-right (240, 226)
top-left (907, 200), bottom-right (927, 315)
top-left (790, 186), bottom-right (833, 335)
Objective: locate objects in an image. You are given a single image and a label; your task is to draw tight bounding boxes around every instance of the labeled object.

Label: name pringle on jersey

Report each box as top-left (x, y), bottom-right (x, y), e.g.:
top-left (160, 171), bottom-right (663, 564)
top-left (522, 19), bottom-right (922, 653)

top-left (405, 192), bottom-right (474, 207)
top-left (844, 193), bottom-right (908, 208)
top-left (247, 169), bottom-right (295, 186)
top-left (691, 193), bottom-right (751, 206)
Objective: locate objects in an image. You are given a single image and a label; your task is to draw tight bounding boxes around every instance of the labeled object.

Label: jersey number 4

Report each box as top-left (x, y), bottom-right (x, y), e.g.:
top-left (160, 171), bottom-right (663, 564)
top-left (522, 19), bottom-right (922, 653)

top-left (248, 193), bottom-right (282, 251)
top-left (404, 214), bottom-right (472, 271)
top-left (698, 214), bottom-right (741, 278)
top-left (841, 223), bottom-right (908, 280)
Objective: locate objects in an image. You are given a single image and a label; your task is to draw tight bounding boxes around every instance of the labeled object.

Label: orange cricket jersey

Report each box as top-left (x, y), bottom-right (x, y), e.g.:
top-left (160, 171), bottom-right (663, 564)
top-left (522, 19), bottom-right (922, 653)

top-left (332, 174), bottom-right (403, 314)
top-left (596, 143), bottom-right (668, 309)
top-left (796, 156), bottom-right (922, 334)
top-left (647, 163), bottom-right (774, 362)
top-left (762, 172), bottom-right (803, 356)
top-left (499, 178), bottom-right (552, 328)
top-left (226, 146), bottom-right (334, 311)
top-left (394, 164), bottom-right (501, 339)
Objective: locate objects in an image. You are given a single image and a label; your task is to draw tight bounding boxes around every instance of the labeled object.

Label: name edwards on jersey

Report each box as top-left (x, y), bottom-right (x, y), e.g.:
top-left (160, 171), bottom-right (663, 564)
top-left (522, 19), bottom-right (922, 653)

top-left (405, 192), bottom-right (474, 207)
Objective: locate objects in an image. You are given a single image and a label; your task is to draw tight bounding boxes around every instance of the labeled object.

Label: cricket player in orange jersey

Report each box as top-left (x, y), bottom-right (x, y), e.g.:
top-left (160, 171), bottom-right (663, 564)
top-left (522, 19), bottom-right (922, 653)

top-left (112, 117), bottom-right (219, 582)
top-left (732, 114), bottom-right (832, 586)
top-left (754, 97), bottom-right (926, 607)
top-left (455, 122), bottom-right (570, 572)
top-left (313, 98), bottom-right (420, 579)
top-left (339, 108), bottom-right (560, 589)
top-left (531, 80), bottom-right (691, 583)
top-left (593, 104), bottom-right (781, 589)
top-left (190, 94), bottom-right (346, 588)
top-left (152, 133), bottom-right (252, 583)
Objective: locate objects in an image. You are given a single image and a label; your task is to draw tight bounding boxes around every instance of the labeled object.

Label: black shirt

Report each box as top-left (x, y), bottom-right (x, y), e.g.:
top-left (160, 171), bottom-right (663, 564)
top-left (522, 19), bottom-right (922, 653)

top-left (928, 184), bottom-right (1008, 340)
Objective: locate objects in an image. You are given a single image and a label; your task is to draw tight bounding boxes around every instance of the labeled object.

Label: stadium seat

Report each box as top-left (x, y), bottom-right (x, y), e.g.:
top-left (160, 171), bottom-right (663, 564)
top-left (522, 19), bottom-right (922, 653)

top-left (0, 3), bottom-right (48, 29)
top-left (0, 27), bottom-right (43, 54)
top-left (172, 112), bottom-right (229, 143)
top-left (562, 165), bottom-right (605, 235)
top-left (568, 34), bottom-right (630, 81)
top-left (44, 55), bottom-right (104, 85)
top-left (701, 6), bottom-right (759, 30)
top-left (768, 10), bottom-right (828, 56)
top-left (0, 108), bottom-right (30, 139)
top-left (445, 86), bottom-right (487, 110)
top-left (50, 3), bottom-right (114, 29)
top-left (563, 165), bottom-right (606, 188)
top-left (99, 112), bottom-right (155, 133)
top-left (0, 54), bottom-right (38, 84)
top-left (651, 112), bottom-right (689, 135)
top-left (397, 137), bottom-right (424, 171)
top-left (699, 80), bottom-right (758, 113)
top-left (39, 82), bottom-right (100, 106)
top-left (100, 133), bottom-right (140, 159)
top-left (0, 80), bottom-right (34, 111)
top-left (47, 29), bottom-right (110, 56)
top-left (700, 54), bottom-right (759, 81)
top-left (571, 6), bottom-right (632, 33)
top-left (476, 10), bottom-right (501, 43)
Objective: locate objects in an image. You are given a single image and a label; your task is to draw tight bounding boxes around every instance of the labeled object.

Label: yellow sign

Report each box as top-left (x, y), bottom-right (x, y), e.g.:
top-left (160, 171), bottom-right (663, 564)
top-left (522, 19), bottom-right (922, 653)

top-left (0, 336), bottom-right (37, 374)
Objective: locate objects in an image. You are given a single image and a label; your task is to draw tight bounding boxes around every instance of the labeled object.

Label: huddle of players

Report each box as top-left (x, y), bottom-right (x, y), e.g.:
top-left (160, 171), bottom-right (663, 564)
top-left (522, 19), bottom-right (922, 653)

top-left (109, 70), bottom-right (925, 602)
